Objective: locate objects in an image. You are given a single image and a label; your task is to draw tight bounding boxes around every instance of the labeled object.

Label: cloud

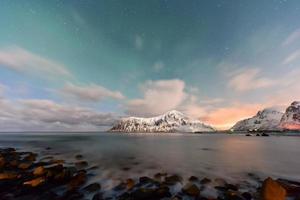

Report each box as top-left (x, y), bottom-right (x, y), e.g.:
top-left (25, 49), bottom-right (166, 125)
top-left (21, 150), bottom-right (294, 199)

top-left (126, 79), bottom-right (186, 117)
top-left (134, 35), bottom-right (143, 50)
top-left (283, 49), bottom-right (300, 64)
top-left (153, 61), bottom-right (164, 72)
top-left (0, 97), bottom-right (119, 132)
top-left (228, 68), bottom-right (276, 92)
top-left (61, 83), bottom-right (124, 102)
top-left (0, 46), bottom-right (72, 79)
top-left (282, 28), bottom-right (300, 46)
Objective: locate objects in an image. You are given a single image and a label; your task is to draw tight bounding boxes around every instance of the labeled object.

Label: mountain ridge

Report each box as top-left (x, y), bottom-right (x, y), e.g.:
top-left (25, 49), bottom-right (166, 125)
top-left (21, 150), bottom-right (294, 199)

top-left (110, 110), bottom-right (215, 133)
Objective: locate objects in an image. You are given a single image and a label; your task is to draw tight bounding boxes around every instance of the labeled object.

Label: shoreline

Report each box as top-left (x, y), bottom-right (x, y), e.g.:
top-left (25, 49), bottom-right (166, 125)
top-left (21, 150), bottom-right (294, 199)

top-left (1, 147), bottom-right (299, 200)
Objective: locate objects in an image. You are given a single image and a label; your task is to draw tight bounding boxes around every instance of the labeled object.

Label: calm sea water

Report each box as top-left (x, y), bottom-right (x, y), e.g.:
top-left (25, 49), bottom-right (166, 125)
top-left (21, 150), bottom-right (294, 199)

top-left (0, 132), bottom-right (299, 190)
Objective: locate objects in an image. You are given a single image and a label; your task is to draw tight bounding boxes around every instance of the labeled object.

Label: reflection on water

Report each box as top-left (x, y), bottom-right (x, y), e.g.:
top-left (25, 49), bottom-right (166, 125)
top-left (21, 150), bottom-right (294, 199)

top-left (0, 132), bottom-right (299, 187)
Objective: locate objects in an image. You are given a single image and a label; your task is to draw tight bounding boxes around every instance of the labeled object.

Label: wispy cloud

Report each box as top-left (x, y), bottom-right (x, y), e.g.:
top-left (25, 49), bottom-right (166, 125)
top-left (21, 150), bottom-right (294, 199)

top-left (282, 28), bottom-right (300, 46)
top-left (228, 68), bottom-right (276, 92)
top-left (61, 82), bottom-right (124, 102)
top-left (0, 46), bottom-right (72, 79)
top-left (283, 49), bottom-right (300, 64)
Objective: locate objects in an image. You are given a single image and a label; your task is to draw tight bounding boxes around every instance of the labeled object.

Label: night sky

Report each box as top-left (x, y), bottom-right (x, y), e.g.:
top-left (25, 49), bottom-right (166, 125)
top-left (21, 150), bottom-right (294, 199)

top-left (0, 0), bottom-right (300, 130)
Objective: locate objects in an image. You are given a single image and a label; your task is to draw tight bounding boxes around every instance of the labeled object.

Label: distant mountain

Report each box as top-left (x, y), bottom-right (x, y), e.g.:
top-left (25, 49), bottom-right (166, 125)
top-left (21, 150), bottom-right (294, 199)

top-left (110, 110), bottom-right (215, 133)
top-left (280, 101), bottom-right (300, 131)
top-left (231, 108), bottom-right (284, 132)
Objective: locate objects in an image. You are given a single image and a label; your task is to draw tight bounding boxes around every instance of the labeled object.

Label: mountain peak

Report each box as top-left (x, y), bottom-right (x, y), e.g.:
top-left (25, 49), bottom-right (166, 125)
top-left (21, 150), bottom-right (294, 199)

top-left (232, 108), bottom-right (283, 131)
top-left (280, 101), bottom-right (300, 130)
top-left (110, 110), bottom-right (215, 133)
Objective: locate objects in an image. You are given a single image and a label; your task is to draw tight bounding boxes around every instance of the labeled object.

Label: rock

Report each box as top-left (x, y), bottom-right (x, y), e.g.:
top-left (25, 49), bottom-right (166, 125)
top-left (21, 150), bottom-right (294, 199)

top-left (68, 171), bottom-right (87, 190)
top-left (62, 190), bottom-right (84, 200)
top-left (153, 173), bottom-right (163, 181)
top-left (50, 159), bottom-right (65, 164)
top-left (261, 177), bottom-right (286, 200)
top-left (23, 153), bottom-right (37, 161)
top-left (131, 188), bottom-right (156, 200)
top-left (33, 166), bottom-right (46, 176)
top-left (113, 182), bottom-right (126, 191)
top-left (155, 185), bottom-right (171, 198)
top-left (122, 167), bottom-right (131, 171)
top-left (9, 160), bottom-right (19, 167)
top-left (214, 178), bottom-right (227, 186)
top-left (126, 178), bottom-right (135, 190)
top-left (200, 177), bottom-right (212, 184)
top-left (182, 183), bottom-right (200, 197)
top-left (45, 164), bottom-right (64, 178)
top-left (188, 176), bottom-right (199, 182)
top-left (75, 161), bottom-right (88, 169)
top-left (164, 175), bottom-right (182, 185)
top-left (226, 183), bottom-right (239, 191)
top-left (93, 192), bottom-right (103, 200)
top-left (277, 178), bottom-right (300, 196)
top-left (83, 182), bottom-right (101, 192)
top-left (75, 154), bottom-right (83, 160)
top-left (18, 162), bottom-right (32, 170)
top-left (242, 192), bottom-right (252, 200)
top-left (0, 156), bottom-right (6, 168)
top-left (0, 172), bottom-right (18, 180)
top-left (23, 177), bottom-right (45, 187)
top-left (139, 176), bottom-right (156, 185)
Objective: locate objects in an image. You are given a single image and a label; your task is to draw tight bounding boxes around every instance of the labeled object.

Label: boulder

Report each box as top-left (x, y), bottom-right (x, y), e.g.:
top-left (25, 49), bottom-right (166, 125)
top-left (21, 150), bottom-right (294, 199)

top-left (33, 166), bottom-right (46, 176)
top-left (83, 182), bottom-right (101, 192)
top-left (23, 177), bottom-right (45, 187)
top-left (261, 177), bottom-right (286, 200)
top-left (182, 183), bottom-right (200, 197)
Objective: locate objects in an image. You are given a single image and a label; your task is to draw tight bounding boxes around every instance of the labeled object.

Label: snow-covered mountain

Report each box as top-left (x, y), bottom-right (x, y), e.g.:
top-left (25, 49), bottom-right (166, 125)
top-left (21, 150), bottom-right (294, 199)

top-left (280, 101), bottom-right (300, 130)
top-left (110, 110), bottom-right (215, 133)
top-left (231, 108), bottom-right (284, 131)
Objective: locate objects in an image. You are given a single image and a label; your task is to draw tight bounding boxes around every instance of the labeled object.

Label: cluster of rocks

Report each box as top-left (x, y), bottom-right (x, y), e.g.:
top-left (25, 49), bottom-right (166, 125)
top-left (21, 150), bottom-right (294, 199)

top-left (1, 147), bottom-right (300, 200)
top-left (113, 174), bottom-right (300, 200)
top-left (0, 147), bottom-right (101, 200)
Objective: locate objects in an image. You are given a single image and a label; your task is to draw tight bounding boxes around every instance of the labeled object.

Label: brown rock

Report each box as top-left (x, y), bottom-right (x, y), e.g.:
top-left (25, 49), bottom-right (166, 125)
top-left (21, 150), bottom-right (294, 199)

top-left (33, 166), bottom-right (46, 176)
top-left (126, 178), bottom-right (135, 190)
top-left (0, 156), bottom-right (5, 168)
top-left (164, 175), bottom-right (183, 185)
top-left (68, 171), bottom-right (87, 190)
top-left (261, 177), bottom-right (286, 200)
top-left (23, 177), bottom-right (45, 187)
top-left (200, 177), bottom-right (211, 184)
top-left (182, 183), bottom-right (200, 197)
top-left (0, 172), bottom-right (18, 180)
top-left (23, 153), bottom-right (37, 161)
top-left (18, 162), bottom-right (32, 170)
top-left (189, 176), bottom-right (199, 182)
top-left (75, 161), bottom-right (88, 169)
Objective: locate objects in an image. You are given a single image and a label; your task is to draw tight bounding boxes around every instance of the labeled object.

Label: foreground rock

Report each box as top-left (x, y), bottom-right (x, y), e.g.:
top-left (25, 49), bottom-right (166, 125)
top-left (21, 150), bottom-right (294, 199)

top-left (261, 177), bottom-right (286, 200)
top-left (0, 148), bottom-right (95, 200)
